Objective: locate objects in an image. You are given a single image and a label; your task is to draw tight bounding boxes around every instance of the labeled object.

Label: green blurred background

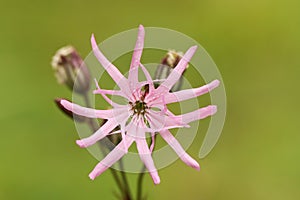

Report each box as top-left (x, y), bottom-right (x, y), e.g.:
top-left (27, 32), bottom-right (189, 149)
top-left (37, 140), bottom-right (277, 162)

top-left (1, 0), bottom-right (299, 199)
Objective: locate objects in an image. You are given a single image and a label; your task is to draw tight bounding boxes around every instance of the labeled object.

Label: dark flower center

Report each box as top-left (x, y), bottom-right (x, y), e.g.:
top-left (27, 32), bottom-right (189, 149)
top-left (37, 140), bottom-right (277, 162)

top-left (130, 100), bottom-right (148, 116)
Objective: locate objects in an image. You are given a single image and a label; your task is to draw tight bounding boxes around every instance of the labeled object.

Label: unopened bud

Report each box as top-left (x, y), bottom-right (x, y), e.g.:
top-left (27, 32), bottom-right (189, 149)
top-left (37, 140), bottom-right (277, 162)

top-left (51, 46), bottom-right (90, 94)
top-left (54, 98), bottom-right (86, 123)
top-left (162, 50), bottom-right (185, 68)
top-left (154, 50), bottom-right (187, 92)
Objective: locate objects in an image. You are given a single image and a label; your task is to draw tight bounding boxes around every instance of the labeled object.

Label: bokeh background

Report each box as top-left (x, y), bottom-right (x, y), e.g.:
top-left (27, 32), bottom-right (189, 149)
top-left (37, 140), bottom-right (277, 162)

top-left (1, 0), bottom-right (299, 199)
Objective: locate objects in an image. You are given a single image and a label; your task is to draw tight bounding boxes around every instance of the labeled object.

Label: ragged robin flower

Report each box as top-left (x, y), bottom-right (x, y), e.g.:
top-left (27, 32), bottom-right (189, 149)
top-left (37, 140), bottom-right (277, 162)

top-left (60, 25), bottom-right (220, 184)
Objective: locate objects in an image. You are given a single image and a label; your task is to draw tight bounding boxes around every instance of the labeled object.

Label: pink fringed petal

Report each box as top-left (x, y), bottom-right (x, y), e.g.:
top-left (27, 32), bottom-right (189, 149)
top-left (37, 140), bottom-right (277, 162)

top-left (93, 79), bottom-right (123, 107)
top-left (89, 135), bottom-right (135, 180)
top-left (139, 63), bottom-right (155, 92)
top-left (74, 105), bottom-right (129, 148)
top-left (149, 132), bottom-right (156, 152)
top-left (91, 34), bottom-right (132, 99)
top-left (144, 110), bottom-right (166, 131)
top-left (164, 80), bottom-right (220, 104)
top-left (76, 119), bottom-right (118, 148)
top-left (157, 46), bottom-right (198, 92)
top-left (174, 105), bottom-right (217, 124)
top-left (125, 118), bottom-right (160, 184)
top-left (159, 129), bottom-right (200, 170)
top-left (128, 25), bottom-right (145, 88)
top-left (93, 79), bottom-right (125, 97)
top-left (60, 99), bottom-right (114, 119)
top-left (145, 110), bottom-right (187, 132)
top-left (136, 139), bottom-right (160, 184)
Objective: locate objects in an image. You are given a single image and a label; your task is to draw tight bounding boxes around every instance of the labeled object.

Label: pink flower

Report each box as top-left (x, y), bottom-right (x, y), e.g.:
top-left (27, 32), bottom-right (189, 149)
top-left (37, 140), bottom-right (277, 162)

top-left (60, 25), bottom-right (220, 184)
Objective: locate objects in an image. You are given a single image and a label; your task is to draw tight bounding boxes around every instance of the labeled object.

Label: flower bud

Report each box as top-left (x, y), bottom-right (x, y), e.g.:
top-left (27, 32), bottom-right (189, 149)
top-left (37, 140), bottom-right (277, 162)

top-left (162, 50), bottom-right (185, 68)
top-left (154, 50), bottom-right (188, 92)
top-left (54, 98), bottom-right (87, 123)
top-left (51, 46), bottom-right (90, 94)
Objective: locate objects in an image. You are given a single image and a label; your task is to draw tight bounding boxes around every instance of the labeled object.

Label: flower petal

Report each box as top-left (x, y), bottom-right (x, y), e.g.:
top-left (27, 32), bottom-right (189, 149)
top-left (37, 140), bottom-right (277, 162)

top-left (136, 138), bottom-right (160, 184)
top-left (157, 46), bottom-right (198, 92)
top-left (144, 110), bottom-right (166, 131)
top-left (163, 115), bottom-right (189, 129)
top-left (93, 79), bottom-right (126, 97)
top-left (145, 110), bottom-right (187, 132)
top-left (128, 25), bottom-right (145, 88)
top-left (174, 105), bottom-right (217, 124)
top-left (139, 63), bottom-right (155, 91)
top-left (93, 79), bottom-right (123, 107)
top-left (91, 34), bottom-right (131, 98)
top-left (76, 119), bottom-right (118, 148)
top-left (149, 132), bottom-right (156, 152)
top-left (89, 135), bottom-right (134, 180)
top-left (60, 99), bottom-right (114, 119)
top-left (159, 129), bottom-right (200, 170)
top-left (164, 80), bottom-right (220, 104)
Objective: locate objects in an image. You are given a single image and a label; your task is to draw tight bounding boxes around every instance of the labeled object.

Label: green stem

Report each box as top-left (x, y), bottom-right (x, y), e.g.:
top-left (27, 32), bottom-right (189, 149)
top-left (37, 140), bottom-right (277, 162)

top-left (136, 165), bottom-right (146, 200)
top-left (82, 93), bottom-right (129, 199)
top-left (119, 158), bottom-right (132, 200)
top-left (82, 94), bottom-right (99, 131)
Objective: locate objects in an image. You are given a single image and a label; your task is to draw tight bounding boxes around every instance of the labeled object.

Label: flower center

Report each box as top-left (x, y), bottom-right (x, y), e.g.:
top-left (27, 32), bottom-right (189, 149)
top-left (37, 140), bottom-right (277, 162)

top-left (130, 100), bottom-right (148, 116)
